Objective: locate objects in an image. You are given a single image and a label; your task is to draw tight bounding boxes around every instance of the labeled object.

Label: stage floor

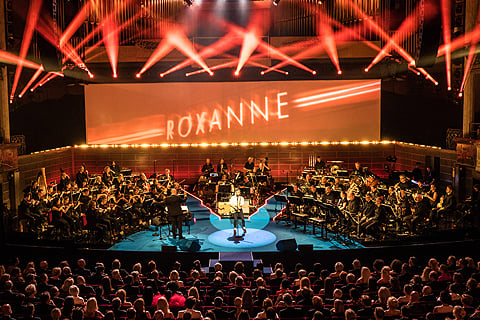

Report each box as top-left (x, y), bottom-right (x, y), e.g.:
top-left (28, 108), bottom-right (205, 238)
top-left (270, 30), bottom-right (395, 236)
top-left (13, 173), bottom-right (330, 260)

top-left (108, 193), bottom-right (364, 252)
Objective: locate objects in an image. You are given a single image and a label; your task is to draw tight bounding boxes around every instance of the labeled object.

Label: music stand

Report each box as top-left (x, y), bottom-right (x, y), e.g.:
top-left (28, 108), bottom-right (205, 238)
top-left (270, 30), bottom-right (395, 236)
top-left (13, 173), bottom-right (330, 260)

top-left (303, 196), bottom-right (315, 207)
top-left (287, 196), bottom-right (303, 211)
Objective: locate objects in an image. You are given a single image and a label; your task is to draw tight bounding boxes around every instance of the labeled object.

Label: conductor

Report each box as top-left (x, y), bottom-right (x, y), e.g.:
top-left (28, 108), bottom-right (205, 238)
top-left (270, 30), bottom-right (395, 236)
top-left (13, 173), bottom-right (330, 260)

top-left (229, 188), bottom-right (247, 237)
top-left (165, 188), bottom-right (187, 239)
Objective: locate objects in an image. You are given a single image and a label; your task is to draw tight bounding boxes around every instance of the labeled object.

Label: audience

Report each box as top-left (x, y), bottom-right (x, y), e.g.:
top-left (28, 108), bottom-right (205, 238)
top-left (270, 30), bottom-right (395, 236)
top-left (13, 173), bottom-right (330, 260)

top-left (1, 255), bottom-right (480, 320)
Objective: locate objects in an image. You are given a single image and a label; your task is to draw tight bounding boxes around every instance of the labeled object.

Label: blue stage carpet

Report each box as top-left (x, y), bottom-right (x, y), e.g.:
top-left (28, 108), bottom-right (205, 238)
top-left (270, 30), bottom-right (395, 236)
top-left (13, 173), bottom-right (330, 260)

top-left (108, 193), bottom-right (364, 252)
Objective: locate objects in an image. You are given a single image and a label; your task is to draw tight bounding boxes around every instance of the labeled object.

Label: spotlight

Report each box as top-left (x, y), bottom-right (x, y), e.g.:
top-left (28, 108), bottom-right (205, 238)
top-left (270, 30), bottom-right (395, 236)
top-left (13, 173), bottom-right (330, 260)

top-left (234, 71), bottom-right (239, 76)
top-left (160, 73), bottom-right (164, 78)
top-left (364, 68), bottom-right (369, 72)
top-left (312, 71), bottom-right (317, 75)
top-left (88, 73), bottom-right (94, 79)
top-left (273, 0), bottom-right (280, 6)
top-left (113, 73), bottom-right (117, 79)
top-left (136, 73), bottom-right (141, 78)
top-left (184, 0), bottom-right (193, 7)
top-left (18, 94), bottom-right (22, 98)
top-left (209, 71), bottom-right (214, 76)
top-left (447, 86), bottom-right (452, 91)
top-left (459, 92), bottom-right (463, 97)
top-left (285, 72), bottom-right (289, 75)
top-left (434, 81), bottom-right (439, 86)
top-left (260, 71), bottom-right (265, 75)
top-left (337, 70), bottom-right (342, 75)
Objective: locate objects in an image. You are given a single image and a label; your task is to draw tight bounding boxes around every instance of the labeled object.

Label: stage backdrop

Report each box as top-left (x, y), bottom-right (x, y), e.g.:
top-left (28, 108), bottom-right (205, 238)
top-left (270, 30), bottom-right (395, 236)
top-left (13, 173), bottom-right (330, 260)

top-left (84, 80), bottom-right (381, 144)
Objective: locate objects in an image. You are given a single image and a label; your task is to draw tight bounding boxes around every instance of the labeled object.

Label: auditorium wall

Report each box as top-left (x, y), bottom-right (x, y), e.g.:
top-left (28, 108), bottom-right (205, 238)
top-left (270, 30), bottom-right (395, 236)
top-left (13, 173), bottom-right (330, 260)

top-left (17, 143), bottom-right (456, 196)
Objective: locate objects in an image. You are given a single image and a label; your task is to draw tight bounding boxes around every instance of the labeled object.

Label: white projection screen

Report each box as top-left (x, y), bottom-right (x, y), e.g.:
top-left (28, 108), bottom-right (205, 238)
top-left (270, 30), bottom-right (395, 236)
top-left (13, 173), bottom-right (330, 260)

top-left (85, 80), bottom-right (381, 144)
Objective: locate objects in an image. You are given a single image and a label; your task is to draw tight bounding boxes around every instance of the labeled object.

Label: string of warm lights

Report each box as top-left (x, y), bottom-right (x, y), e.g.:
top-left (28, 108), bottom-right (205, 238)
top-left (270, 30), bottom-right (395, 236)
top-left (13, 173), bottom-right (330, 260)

top-left (29, 140), bottom-right (443, 155)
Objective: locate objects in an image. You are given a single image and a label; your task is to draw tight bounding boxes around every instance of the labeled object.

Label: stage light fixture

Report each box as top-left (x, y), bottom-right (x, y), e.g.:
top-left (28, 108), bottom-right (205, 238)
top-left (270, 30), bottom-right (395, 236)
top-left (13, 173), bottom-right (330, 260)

top-left (273, 0), bottom-right (280, 6)
top-left (459, 92), bottom-right (463, 97)
top-left (260, 71), bottom-right (265, 75)
top-left (364, 68), bottom-right (369, 72)
top-left (113, 73), bottom-right (118, 78)
top-left (337, 70), bottom-right (342, 75)
top-left (448, 86), bottom-right (452, 91)
top-left (312, 71), bottom-right (317, 75)
top-left (135, 73), bottom-right (141, 78)
top-left (160, 73), bottom-right (164, 78)
top-left (184, 0), bottom-right (193, 7)
top-left (234, 71), bottom-right (239, 76)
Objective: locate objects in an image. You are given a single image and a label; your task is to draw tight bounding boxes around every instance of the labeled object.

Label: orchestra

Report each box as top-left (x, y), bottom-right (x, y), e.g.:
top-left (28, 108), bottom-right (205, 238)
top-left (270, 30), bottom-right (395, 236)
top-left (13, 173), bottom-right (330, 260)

top-left (16, 153), bottom-right (465, 244)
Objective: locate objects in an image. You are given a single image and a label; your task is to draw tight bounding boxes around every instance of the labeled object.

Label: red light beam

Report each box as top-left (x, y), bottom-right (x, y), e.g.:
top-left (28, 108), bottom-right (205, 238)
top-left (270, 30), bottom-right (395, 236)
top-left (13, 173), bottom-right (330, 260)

top-left (441, 0), bottom-right (452, 90)
top-left (459, 2), bottom-right (480, 92)
top-left (10, 0), bottom-right (43, 100)
top-left (102, 16), bottom-right (119, 78)
top-left (18, 66), bottom-right (44, 98)
top-left (166, 27), bottom-right (213, 75)
top-left (59, 0), bottom-right (93, 48)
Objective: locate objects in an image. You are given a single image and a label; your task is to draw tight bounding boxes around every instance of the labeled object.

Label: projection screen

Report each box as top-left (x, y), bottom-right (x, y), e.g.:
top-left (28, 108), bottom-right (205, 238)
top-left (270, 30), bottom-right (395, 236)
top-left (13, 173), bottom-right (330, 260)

top-left (85, 80), bottom-right (381, 144)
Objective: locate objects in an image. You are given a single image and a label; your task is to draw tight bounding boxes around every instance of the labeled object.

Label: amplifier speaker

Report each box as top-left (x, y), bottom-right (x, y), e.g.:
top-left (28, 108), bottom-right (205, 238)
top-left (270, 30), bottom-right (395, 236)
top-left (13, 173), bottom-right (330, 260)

top-left (162, 245), bottom-right (177, 252)
top-left (276, 239), bottom-right (297, 251)
top-left (178, 239), bottom-right (201, 252)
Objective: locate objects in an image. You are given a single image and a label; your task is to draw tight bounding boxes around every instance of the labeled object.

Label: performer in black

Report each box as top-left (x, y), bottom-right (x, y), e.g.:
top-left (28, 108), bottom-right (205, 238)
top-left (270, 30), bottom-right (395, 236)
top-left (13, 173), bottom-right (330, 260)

top-left (75, 164), bottom-right (88, 188)
top-left (229, 189), bottom-right (246, 237)
top-left (217, 158), bottom-right (228, 176)
top-left (244, 157), bottom-right (255, 173)
top-left (110, 161), bottom-right (121, 176)
top-left (314, 156), bottom-right (327, 171)
top-left (201, 158), bottom-right (214, 177)
top-left (165, 188), bottom-right (187, 239)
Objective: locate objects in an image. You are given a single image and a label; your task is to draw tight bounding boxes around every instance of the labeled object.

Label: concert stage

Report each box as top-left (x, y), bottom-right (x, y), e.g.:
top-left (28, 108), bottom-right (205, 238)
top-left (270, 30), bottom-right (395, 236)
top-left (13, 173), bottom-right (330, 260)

top-left (108, 193), bottom-right (363, 252)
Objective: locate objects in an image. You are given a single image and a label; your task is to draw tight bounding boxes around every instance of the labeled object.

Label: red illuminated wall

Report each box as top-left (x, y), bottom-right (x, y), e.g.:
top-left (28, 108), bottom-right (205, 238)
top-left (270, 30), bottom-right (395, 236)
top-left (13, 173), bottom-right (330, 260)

top-left (84, 80), bottom-right (381, 144)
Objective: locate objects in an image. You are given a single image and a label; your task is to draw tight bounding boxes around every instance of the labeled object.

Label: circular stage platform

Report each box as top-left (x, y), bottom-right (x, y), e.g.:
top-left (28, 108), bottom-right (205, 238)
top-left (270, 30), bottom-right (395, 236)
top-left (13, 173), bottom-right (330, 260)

top-left (207, 229), bottom-right (277, 248)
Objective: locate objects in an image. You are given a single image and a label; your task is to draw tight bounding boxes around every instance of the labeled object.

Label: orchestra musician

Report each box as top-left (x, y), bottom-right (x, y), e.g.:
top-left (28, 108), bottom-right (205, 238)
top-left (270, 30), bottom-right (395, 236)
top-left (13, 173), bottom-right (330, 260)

top-left (244, 157), bottom-right (255, 173)
top-left (307, 185), bottom-right (320, 200)
top-left (102, 166), bottom-right (115, 187)
top-left (136, 173), bottom-right (150, 192)
top-left (229, 188), bottom-right (247, 237)
top-left (110, 161), bottom-right (121, 176)
top-left (58, 170), bottom-right (71, 192)
top-left (76, 165), bottom-right (88, 188)
top-left (350, 162), bottom-right (363, 177)
top-left (320, 185), bottom-right (337, 205)
top-left (165, 188), bottom-right (187, 239)
top-left (161, 168), bottom-right (175, 183)
top-left (217, 158), bottom-right (229, 176)
top-left (361, 197), bottom-right (387, 236)
top-left (314, 156), bottom-right (327, 171)
top-left (256, 162), bottom-right (269, 176)
top-left (425, 184), bottom-right (439, 208)
top-left (201, 158), bottom-right (214, 177)
top-left (433, 185), bottom-right (456, 224)
top-left (395, 175), bottom-right (414, 191)
top-left (18, 193), bottom-right (41, 232)
top-left (358, 193), bottom-right (375, 235)
top-left (408, 193), bottom-right (430, 233)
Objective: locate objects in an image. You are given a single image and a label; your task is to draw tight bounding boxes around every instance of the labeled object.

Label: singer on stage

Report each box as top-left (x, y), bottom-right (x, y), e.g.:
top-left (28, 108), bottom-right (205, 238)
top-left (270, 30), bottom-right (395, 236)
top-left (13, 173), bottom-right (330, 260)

top-left (229, 189), bottom-right (247, 237)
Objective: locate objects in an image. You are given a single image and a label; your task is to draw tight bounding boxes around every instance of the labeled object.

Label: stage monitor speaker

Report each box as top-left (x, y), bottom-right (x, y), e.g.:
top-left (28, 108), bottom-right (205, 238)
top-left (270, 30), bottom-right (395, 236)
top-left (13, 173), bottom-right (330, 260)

top-left (276, 239), bottom-right (297, 252)
top-left (298, 244), bottom-right (313, 253)
top-left (162, 245), bottom-right (177, 252)
top-left (178, 239), bottom-right (201, 252)
top-left (415, 0), bottom-right (441, 68)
